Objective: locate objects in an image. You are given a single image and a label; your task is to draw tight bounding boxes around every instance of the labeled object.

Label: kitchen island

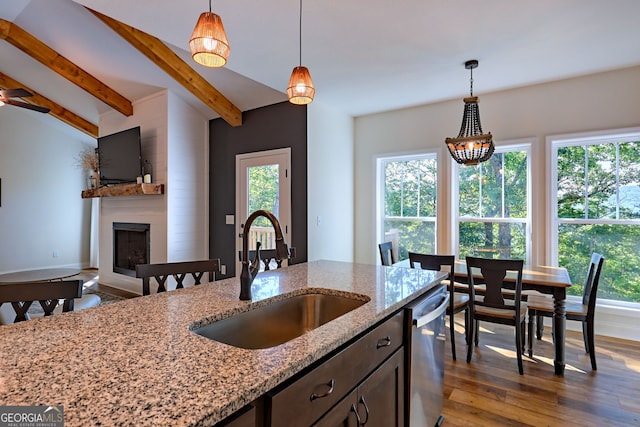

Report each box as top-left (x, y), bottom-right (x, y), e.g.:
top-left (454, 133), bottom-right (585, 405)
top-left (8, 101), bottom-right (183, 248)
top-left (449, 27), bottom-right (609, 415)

top-left (0, 260), bottom-right (445, 426)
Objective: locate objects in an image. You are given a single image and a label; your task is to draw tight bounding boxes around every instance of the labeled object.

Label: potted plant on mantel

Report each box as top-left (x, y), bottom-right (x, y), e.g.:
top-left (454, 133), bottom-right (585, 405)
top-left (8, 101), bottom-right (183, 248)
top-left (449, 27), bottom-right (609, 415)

top-left (75, 147), bottom-right (99, 189)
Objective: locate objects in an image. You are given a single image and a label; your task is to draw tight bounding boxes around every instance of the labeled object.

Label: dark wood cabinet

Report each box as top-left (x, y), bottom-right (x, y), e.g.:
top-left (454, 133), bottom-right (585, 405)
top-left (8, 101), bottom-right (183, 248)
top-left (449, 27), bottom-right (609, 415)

top-left (312, 349), bottom-right (404, 427)
top-left (267, 312), bottom-right (405, 427)
top-left (218, 404), bottom-right (257, 427)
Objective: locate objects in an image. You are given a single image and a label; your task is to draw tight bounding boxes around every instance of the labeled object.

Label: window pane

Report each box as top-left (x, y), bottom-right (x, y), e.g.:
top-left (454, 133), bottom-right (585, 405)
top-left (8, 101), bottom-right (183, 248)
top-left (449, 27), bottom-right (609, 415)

top-left (558, 223), bottom-right (640, 302)
top-left (384, 158), bottom-right (436, 218)
top-left (504, 151), bottom-right (528, 218)
top-left (248, 164), bottom-right (279, 238)
top-left (384, 220), bottom-right (435, 261)
top-left (618, 141), bottom-right (640, 219)
top-left (418, 159), bottom-right (437, 217)
top-left (458, 166), bottom-right (479, 217)
top-left (557, 145), bottom-right (586, 218)
top-left (587, 143), bottom-right (617, 219)
top-left (458, 221), bottom-right (526, 260)
top-left (480, 154), bottom-right (504, 218)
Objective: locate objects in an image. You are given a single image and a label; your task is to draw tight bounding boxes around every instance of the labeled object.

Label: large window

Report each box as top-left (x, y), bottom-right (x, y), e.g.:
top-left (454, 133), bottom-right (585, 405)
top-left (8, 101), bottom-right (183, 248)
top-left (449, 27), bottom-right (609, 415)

top-left (455, 144), bottom-right (530, 262)
top-left (551, 131), bottom-right (640, 302)
top-left (379, 154), bottom-right (437, 261)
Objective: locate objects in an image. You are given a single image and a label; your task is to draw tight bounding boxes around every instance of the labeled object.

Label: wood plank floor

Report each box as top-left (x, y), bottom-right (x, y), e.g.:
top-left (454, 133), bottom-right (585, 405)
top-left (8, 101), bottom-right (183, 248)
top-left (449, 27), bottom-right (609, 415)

top-left (443, 315), bottom-right (640, 426)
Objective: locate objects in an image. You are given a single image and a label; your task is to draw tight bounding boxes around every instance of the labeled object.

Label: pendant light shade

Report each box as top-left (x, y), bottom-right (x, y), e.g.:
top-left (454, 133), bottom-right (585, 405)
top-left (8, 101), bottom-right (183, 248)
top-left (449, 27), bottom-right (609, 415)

top-left (287, 66), bottom-right (315, 105)
top-left (445, 60), bottom-right (494, 166)
top-left (189, 2), bottom-right (230, 68)
top-left (288, 0), bottom-right (314, 105)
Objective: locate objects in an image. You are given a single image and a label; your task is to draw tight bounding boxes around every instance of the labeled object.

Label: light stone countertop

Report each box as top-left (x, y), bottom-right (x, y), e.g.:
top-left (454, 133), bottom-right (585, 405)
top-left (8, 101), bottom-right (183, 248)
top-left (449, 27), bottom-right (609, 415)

top-left (0, 260), bottom-right (445, 426)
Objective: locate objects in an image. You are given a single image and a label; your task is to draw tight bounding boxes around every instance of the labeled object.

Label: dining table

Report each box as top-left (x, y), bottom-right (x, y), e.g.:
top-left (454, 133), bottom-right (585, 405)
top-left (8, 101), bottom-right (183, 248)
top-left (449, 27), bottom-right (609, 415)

top-left (394, 258), bottom-right (572, 375)
top-left (0, 268), bottom-right (81, 284)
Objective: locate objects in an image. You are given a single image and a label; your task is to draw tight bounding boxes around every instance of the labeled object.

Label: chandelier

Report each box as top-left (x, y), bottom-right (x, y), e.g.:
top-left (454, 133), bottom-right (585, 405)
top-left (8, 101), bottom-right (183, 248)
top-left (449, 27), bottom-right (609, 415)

top-left (445, 60), bottom-right (494, 166)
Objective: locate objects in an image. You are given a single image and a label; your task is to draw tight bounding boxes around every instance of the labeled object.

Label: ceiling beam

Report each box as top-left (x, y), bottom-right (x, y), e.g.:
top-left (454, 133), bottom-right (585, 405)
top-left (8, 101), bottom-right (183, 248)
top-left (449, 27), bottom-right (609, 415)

top-left (0, 72), bottom-right (98, 138)
top-left (0, 18), bottom-right (133, 117)
top-left (87, 8), bottom-right (242, 127)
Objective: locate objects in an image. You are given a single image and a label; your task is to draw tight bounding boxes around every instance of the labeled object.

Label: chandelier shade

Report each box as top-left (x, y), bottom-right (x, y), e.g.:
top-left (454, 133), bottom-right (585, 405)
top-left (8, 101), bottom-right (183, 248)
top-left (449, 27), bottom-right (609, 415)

top-left (445, 60), bottom-right (494, 166)
top-left (287, 66), bottom-right (315, 105)
top-left (189, 9), bottom-right (230, 67)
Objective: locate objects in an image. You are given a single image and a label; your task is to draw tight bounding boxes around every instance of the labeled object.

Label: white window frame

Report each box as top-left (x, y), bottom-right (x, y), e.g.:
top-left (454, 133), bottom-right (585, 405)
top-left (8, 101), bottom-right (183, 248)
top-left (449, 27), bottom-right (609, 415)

top-left (376, 151), bottom-right (438, 259)
top-left (451, 140), bottom-right (533, 264)
top-left (547, 127), bottom-right (640, 267)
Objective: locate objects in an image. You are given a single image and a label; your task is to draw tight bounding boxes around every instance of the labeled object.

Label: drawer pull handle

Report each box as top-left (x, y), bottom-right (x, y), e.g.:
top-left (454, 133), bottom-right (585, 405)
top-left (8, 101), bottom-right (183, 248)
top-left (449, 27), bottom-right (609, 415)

top-left (376, 336), bottom-right (392, 348)
top-left (310, 378), bottom-right (335, 401)
top-left (350, 403), bottom-right (362, 424)
top-left (358, 395), bottom-right (370, 425)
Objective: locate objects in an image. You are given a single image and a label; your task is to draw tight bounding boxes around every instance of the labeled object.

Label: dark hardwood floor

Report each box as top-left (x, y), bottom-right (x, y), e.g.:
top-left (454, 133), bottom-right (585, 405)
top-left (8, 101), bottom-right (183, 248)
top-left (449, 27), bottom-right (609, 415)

top-left (442, 315), bottom-right (640, 426)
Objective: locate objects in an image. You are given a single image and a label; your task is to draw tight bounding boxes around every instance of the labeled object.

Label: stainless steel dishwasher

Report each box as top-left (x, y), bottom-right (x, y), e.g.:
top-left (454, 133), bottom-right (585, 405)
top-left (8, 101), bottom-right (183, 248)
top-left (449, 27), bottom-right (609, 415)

top-left (406, 284), bottom-right (449, 427)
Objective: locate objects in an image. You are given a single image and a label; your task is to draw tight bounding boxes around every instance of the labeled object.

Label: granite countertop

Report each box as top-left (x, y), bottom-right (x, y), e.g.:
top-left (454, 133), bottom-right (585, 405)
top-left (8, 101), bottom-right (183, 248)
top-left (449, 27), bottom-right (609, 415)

top-left (0, 260), bottom-right (444, 426)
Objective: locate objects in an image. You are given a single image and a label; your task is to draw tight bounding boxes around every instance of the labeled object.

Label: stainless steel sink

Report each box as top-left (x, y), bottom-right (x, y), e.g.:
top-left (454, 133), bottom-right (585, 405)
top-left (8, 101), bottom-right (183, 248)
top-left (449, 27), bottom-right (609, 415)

top-left (193, 292), bottom-right (369, 349)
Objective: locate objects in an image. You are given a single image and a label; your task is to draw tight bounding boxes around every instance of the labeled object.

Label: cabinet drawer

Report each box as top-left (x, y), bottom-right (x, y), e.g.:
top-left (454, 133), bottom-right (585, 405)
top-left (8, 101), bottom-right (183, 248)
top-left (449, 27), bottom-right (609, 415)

top-left (267, 311), bottom-right (404, 427)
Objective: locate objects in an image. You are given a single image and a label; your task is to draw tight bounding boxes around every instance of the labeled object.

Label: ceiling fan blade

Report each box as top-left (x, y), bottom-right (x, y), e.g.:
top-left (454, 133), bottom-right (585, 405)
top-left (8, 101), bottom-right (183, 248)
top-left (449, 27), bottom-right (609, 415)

top-left (0, 88), bottom-right (33, 98)
top-left (5, 99), bottom-right (50, 113)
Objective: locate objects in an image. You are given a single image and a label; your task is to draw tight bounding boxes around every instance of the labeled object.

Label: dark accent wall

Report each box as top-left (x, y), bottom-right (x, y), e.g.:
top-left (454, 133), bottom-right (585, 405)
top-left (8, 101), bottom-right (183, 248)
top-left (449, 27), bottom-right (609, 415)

top-left (209, 101), bottom-right (307, 279)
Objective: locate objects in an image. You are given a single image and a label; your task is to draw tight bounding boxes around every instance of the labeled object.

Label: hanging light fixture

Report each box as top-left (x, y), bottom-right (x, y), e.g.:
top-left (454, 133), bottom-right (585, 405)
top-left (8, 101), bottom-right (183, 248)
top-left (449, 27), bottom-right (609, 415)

top-left (189, 0), bottom-right (230, 67)
top-left (287, 0), bottom-right (314, 105)
top-left (445, 60), bottom-right (494, 166)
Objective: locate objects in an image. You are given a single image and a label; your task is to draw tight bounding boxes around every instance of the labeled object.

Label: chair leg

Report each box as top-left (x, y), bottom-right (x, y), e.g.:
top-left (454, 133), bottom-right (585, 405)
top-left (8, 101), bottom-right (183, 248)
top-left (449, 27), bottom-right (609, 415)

top-left (528, 310), bottom-right (535, 358)
top-left (582, 321), bottom-right (589, 354)
top-left (475, 321), bottom-right (479, 346)
top-left (515, 320), bottom-right (524, 375)
top-left (466, 317), bottom-right (474, 363)
top-left (585, 320), bottom-right (597, 370)
top-left (449, 313), bottom-right (457, 361)
top-left (464, 308), bottom-right (470, 345)
top-left (536, 314), bottom-right (544, 340)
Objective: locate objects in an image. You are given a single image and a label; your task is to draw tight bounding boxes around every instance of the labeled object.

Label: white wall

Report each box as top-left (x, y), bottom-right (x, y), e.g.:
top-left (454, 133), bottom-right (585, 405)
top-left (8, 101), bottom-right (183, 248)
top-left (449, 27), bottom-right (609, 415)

top-left (354, 65), bottom-right (640, 341)
top-left (0, 107), bottom-right (93, 273)
top-left (307, 101), bottom-right (355, 262)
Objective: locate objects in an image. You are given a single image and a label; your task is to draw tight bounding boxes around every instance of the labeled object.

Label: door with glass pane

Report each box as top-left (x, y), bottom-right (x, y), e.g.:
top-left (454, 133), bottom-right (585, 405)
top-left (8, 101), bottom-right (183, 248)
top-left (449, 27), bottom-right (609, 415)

top-left (236, 148), bottom-right (291, 273)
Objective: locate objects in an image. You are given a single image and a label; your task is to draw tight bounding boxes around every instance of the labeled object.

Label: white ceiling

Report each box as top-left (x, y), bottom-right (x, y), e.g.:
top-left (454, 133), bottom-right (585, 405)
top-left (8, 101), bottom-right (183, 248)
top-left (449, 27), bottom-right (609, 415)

top-left (2, 0), bottom-right (640, 137)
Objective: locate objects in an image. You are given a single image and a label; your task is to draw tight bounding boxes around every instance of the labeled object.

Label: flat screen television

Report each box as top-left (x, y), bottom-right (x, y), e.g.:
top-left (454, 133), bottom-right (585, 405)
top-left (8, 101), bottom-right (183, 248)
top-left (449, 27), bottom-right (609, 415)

top-left (97, 126), bottom-right (142, 185)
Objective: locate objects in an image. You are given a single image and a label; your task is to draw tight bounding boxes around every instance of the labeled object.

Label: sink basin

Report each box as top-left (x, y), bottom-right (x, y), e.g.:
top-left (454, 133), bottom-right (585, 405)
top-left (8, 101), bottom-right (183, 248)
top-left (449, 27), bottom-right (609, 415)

top-left (193, 292), bottom-right (369, 349)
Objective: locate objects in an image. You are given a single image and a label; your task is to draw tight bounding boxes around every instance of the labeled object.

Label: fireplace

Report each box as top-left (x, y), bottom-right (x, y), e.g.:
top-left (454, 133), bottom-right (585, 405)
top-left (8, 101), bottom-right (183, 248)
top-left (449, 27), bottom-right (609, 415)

top-left (113, 222), bottom-right (150, 277)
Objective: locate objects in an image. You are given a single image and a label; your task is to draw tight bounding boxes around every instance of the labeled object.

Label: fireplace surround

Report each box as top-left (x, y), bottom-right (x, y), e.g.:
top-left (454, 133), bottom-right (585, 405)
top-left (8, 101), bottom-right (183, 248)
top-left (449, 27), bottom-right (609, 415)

top-left (113, 222), bottom-right (150, 277)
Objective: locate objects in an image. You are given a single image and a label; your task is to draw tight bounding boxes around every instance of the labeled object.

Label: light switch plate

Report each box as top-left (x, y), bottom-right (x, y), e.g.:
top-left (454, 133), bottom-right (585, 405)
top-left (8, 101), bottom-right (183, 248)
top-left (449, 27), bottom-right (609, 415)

top-left (225, 215), bottom-right (234, 225)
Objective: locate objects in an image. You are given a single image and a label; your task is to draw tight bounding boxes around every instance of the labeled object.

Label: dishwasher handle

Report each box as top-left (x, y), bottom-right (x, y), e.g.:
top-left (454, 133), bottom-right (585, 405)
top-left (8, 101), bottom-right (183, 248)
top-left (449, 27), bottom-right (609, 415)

top-left (414, 294), bottom-right (449, 329)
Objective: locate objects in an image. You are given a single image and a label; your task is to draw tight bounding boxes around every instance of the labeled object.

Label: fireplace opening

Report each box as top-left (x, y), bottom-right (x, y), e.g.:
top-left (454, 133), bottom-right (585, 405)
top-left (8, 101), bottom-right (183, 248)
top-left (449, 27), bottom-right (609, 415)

top-left (113, 222), bottom-right (150, 277)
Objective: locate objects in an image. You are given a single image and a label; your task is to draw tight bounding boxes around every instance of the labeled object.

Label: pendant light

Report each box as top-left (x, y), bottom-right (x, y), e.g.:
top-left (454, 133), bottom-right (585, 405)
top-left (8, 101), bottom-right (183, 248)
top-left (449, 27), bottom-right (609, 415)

top-left (189, 0), bottom-right (230, 67)
top-left (445, 60), bottom-right (494, 166)
top-left (287, 0), bottom-right (315, 105)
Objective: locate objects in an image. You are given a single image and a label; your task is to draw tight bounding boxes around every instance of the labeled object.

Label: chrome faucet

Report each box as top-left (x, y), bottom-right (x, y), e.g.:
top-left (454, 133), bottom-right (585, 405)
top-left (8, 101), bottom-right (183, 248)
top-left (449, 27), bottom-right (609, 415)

top-left (240, 210), bottom-right (289, 300)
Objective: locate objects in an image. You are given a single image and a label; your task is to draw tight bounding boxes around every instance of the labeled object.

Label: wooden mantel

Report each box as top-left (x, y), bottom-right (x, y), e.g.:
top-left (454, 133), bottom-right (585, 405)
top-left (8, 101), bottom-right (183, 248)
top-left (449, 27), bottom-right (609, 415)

top-left (81, 183), bottom-right (164, 199)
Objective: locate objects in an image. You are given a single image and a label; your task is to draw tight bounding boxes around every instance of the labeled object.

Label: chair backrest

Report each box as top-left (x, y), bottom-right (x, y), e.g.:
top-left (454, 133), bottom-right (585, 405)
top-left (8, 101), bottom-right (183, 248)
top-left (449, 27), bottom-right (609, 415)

top-left (135, 259), bottom-right (221, 296)
top-left (378, 242), bottom-right (394, 266)
top-left (0, 279), bottom-right (83, 324)
top-left (466, 256), bottom-right (524, 310)
top-left (238, 246), bottom-right (296, 271)
top-left (583, 253), bottom-right (605, 316)
top-left (408, 252), bottom-right (456, 308)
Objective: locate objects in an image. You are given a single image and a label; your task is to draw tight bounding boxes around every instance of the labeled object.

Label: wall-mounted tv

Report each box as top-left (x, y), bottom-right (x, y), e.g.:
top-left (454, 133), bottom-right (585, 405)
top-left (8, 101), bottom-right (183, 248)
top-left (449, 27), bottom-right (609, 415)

top-left (97, 126), bottom-right (142, 185)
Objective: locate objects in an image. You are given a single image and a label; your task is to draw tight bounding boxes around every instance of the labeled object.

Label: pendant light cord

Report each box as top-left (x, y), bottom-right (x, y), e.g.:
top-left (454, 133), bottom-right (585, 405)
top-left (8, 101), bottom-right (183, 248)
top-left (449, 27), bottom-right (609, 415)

top-left (209, 0), bottom-right (212, 13)
top-left (299, 0), bottom-right (303, 66)
top-left (469, 66), bottom-right (474, 97)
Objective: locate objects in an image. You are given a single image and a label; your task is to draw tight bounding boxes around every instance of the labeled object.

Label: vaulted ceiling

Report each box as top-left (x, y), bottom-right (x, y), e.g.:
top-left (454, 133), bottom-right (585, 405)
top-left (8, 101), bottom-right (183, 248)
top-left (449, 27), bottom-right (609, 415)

top-left (1, 0), bottom-right (640, 139)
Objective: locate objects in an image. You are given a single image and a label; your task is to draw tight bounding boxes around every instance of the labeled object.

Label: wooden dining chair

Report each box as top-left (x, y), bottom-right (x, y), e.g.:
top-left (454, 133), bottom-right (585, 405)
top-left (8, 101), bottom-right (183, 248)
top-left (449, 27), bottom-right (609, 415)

top-left (465, 256), bottom-right (526, 374)
top-left (135, 259), bottom-right (221, 296)
top-left (527, 253), bottom-right (605, 370)
top-left (378, 241), bottom-right (394, 266)
top-left (408, 252), bottom-right (470, 360)
top-left (0, 279), bottom-right (83, 324)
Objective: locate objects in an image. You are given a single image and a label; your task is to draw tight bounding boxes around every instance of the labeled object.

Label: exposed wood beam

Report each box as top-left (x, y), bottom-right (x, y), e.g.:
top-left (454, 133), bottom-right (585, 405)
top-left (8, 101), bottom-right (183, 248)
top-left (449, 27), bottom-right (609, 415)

top-left (0, 72), bottom-right (98, 138)
top-left (0, 18), bottom-right (133, 117)
top-left (87, 8), bottom-right (242, 127)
